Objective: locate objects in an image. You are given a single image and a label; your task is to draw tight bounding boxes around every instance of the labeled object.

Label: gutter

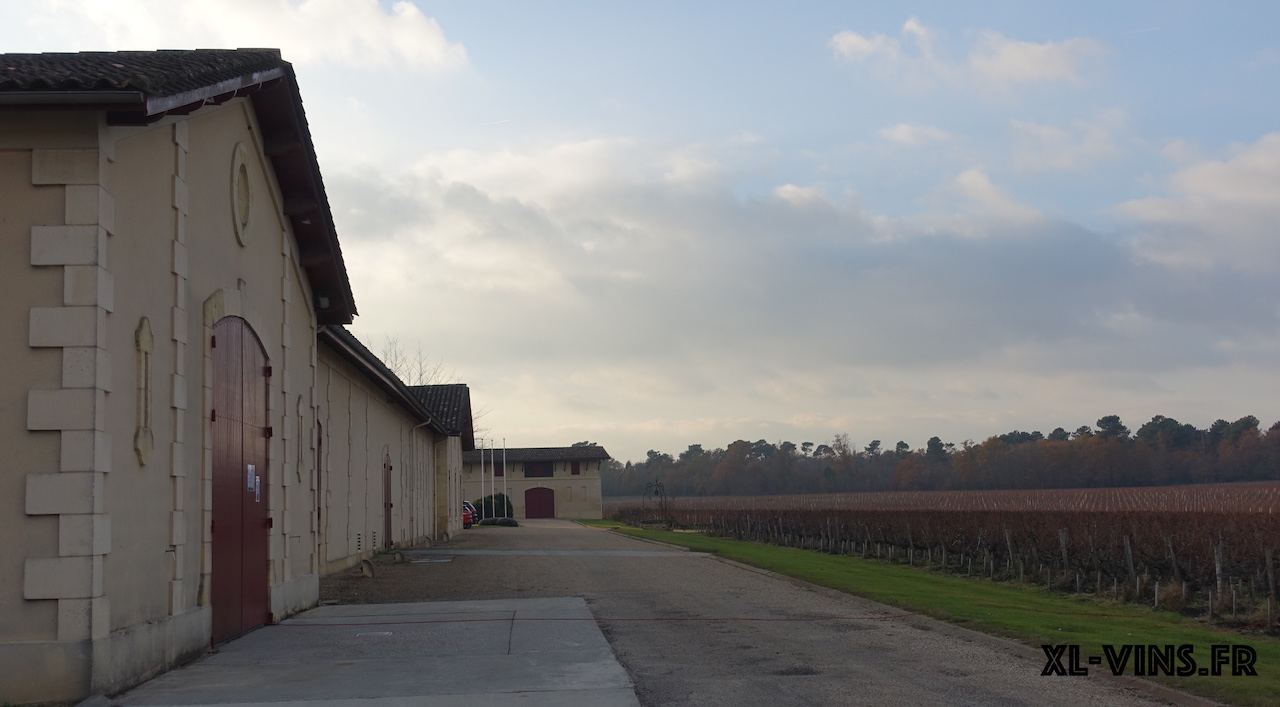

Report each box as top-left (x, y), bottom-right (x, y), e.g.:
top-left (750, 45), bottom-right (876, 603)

top-left (0, 90), bottom-right (143, 105)
top-left (0, 67), bottom-right (286, 116)
top-left (317, 326), bottom-right (447, 436)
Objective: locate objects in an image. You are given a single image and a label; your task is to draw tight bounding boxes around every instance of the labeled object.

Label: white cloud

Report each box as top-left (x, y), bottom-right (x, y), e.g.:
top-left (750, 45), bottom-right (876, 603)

top-left (829, 29), bottom-right (900, 61)
top-left (968, 31), bottom-right (1103, 86)
top-left (879, 122), bottom-right (952, 147)
top-left (830, 16), bottom-right (937, 64)
top-left (830, 18), bottom-right (1103, 91)
top-left (900, 17), bottom-right (937, 59)
top-left (1010, 110), bottom-right (1126, 171)
top-left (413, 139), bottom-right (637, 202)
top-left (829, 16), bottom-right (944, 89)
top-left (951, 168), bottom-right (1043, 225)
top-left (12, 0), bottom-right (467, 71)
top-left (1159, 139), bottom-right (1205, 166)
top-left (1120, 133), bottom-right (1280, 269)
top-left (662, 153), bottom-right (725, 186)
top-left (772, 184), bottom-right (831, 206)
top-left (5, 3), bottom-right (1277, 464)
top-left (331, 136), bottom-right (1280, 461)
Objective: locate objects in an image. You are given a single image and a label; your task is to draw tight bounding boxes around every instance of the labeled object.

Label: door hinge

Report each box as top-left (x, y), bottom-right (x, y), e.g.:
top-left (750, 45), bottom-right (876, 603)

top-left (211, 335), bottom-right (216, 348)
top-left (210, 519), bottom-right (215, 534)
top-left (264, 426), bottom-right (273, 438)
top-left (211, 409), bottom-right (217, 422)
top-left (264, 365), bottom-right (272, 377)
top-left (267, 517), bottom-right (274, 529)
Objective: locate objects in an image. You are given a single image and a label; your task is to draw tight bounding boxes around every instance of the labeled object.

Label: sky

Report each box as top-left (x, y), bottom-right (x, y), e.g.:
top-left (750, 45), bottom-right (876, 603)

top-left (5, 1), bottom-right (1280, 463)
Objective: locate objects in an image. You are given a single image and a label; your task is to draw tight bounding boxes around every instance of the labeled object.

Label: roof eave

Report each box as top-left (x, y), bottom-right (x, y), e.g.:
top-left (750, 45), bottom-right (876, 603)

top-left (247, 70), bottom-right (356, 323)
top-left (318, 327), bottom-right (445, 435)
top-left (0, 67), bottom-right (287, 124)
top-left (0, 59), bottom-right (356, 325)
top-left (144, 67), bottom-right (286, 116)
top-left (0, 90), bottom-right (143, 107)
top-left (462, 447), bottom-right (613, 463)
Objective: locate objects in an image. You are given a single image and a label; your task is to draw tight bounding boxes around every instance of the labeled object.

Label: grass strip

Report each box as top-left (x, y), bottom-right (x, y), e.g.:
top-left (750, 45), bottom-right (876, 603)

top-left (580, 521), bottom-right (1279, 706)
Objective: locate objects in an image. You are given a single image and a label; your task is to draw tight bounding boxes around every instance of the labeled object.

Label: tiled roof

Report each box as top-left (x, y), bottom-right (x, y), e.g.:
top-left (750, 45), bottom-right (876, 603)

top-left (0, 49), bottom-right (284, 95)
top-left (462, 446), bottom-right (612, 464)
top-left (0, 49), bottom-right (356, 324)
top-left (409, 384), bottom-right (475, 450)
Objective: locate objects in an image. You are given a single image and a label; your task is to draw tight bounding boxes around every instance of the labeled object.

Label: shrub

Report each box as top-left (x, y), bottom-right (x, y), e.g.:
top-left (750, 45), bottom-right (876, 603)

top-left (472, 493), bottom-right (514, 519)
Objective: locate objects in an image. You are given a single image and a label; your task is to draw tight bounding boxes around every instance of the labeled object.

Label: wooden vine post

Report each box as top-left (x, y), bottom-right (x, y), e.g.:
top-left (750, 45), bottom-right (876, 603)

top-left (1267, 547), bottom-right (1276, 631)
top-left (1124, 535), bottom-right (1136, 588)
top-left (1215, 535), bottom-right (1225, 594)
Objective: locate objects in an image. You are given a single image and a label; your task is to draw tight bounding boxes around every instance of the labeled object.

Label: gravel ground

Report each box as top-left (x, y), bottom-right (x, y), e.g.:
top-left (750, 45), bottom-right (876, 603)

top-left (320, 520), bottom-right (1201, 707)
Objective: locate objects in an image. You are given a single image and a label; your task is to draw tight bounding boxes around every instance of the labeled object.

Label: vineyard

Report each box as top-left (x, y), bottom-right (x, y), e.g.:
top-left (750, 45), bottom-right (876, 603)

top-left (604, 482), bottom-right (1280, 628)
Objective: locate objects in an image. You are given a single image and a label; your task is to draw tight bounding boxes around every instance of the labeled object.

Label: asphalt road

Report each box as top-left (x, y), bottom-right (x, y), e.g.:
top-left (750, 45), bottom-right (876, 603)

top-left (320, 520), bottom-right (1188, 707)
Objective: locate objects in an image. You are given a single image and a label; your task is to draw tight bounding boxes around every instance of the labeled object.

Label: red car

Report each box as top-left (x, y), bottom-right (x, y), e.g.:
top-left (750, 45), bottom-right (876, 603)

top-left (462, 504), bottom-right (475, 529)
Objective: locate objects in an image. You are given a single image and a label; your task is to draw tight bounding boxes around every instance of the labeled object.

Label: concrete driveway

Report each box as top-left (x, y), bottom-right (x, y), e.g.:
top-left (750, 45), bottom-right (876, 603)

top-left (316, 519), bottom-right (1194, 707)
top-left (111, 520), bottom-right (1199, 707)
top-left (113, 596), bottom-right (640, 706)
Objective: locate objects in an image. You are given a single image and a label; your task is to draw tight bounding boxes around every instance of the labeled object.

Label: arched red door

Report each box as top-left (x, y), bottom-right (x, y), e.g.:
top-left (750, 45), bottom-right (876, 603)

top-left (525, 487), bottom-right (555, 519)
top-left (211, 316), bottom-right (271, 644)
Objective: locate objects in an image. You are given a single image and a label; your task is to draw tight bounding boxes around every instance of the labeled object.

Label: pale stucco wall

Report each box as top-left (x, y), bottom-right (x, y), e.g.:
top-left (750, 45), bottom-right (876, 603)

top-left (184, 102), bottom-right (327, 628)
top-left (462, 459), bottom-right (603, 520)
top-left (93, 100), bottom-right (327, 697)
top-left (435, 436), bottom-right (464, 540)
top-left (0, 115), bottom-right (96, 703)
top-left (0, 100), bottom-right (334, 703)
top-left (315, 346), bottom-right (441, 575)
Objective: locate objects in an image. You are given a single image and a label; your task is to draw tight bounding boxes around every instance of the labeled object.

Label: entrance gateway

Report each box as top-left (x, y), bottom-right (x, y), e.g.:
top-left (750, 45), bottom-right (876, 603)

top-left (210, 317), bottom-right (271, 644)
top-left (524, 487), bottom-right (555, 518)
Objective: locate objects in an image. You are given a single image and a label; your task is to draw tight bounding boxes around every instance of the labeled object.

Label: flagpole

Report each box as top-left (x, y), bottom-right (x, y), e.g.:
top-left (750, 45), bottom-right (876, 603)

top-left (502, 438), bottom-right (508, 518)
top-left (479, 438), bottom-right (485, 519)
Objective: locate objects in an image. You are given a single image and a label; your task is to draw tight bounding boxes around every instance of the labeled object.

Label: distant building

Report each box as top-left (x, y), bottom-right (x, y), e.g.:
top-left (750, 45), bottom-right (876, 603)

top-left (462, 446), bottom-right (610, 519)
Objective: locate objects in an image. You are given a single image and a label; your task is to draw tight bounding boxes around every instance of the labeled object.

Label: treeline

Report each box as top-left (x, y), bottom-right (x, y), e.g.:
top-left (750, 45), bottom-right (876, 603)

top-left (602, 414), bottom-right (1280, 497)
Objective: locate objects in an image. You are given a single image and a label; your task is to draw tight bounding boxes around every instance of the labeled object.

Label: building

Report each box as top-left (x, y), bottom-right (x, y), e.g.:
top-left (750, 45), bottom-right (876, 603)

top-left (0, 50), bottom-right (462, 704)
top-left (462, 446), bottom-right (610, 520)
top-left (315, 328), bottom-right (464, 569)
top-left (409, 383), bottom-right (476, 535)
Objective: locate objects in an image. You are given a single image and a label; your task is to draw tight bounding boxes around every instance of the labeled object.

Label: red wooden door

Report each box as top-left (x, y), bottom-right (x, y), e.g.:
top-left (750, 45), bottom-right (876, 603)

top-left (211, 317), bottom-right (270, 644)
top-left (382, 455), bottom-right (392, 549)
top-left (525, 487), bottom-right (555, 519)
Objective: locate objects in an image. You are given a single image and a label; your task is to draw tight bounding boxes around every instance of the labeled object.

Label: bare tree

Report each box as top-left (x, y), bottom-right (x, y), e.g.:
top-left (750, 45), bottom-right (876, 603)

top-left (373, 332), bottom-right (491, 437)
top-left (378, 335), bottom-right (456, 386)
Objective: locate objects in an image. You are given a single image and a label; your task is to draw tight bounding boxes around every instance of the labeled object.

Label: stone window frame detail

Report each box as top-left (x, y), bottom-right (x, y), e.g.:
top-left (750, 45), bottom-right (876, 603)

top-left (231, 142), bottom-right (252, 247)
top-left (134, 317), bottom-right (154, 465)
